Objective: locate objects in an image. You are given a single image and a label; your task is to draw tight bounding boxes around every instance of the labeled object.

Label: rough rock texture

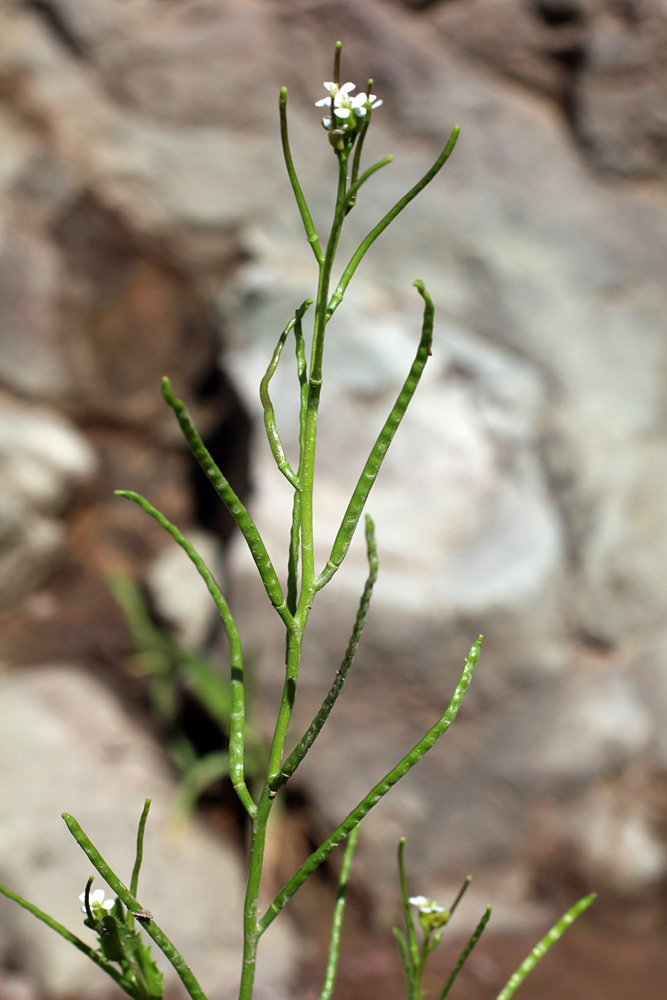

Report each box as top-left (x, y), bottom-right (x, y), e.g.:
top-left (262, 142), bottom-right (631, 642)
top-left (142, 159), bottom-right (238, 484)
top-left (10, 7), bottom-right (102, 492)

top-left (1, 0), bottom-right (667, 995)
top-left (426, 0), bottom-right (667, 179)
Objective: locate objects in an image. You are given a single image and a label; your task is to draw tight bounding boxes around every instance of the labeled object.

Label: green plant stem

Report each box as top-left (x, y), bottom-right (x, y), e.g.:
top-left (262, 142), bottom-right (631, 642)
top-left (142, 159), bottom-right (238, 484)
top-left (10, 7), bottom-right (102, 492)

top-left (259, 637), bottom-right (482, 933)
top-left (297, 148), bottom-right (350, 614)
top-left (62, 813), bottom-right (208, 1000)
top-left (239, 143), bottom-right (356, 1000)
top-left (115, 491), bottom-right (255, 820)
top-left (320, 822), bottom-right (361, 1000)
top-left (0, 882), bottom-right (125, 987)
top-left (494, 894), bottom-right (596, 1000)
top-left (239, 779), bottom-right (290, 1000)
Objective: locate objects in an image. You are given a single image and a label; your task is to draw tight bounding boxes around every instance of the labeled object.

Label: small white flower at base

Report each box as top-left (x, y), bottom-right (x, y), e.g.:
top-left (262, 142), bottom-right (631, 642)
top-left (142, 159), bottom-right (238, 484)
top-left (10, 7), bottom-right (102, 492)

top-left (80, 888), bottom-right (115, 915)
top-left (409, 895), bottom-right (445, 915)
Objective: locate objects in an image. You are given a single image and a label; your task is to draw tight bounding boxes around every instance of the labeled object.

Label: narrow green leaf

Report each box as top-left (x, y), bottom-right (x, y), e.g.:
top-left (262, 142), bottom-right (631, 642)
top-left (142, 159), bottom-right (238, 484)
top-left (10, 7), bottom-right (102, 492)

top-left (397, 839), bottom-right (420, 967)
top-left (130, 799), bottom-right (151, 899)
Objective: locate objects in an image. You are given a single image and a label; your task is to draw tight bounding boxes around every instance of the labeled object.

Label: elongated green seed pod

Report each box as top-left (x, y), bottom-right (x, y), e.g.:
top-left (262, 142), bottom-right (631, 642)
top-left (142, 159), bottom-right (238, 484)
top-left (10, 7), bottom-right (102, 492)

top-left (316, 281), bottom-right (434, 591)
top-left (161, 378), bottom-right (293, 631)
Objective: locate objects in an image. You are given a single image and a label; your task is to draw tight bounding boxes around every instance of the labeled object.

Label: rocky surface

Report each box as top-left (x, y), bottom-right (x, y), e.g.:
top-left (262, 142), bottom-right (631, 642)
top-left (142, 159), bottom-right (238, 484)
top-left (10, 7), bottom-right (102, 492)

top-left (0, 0), bottom-right (666, 996)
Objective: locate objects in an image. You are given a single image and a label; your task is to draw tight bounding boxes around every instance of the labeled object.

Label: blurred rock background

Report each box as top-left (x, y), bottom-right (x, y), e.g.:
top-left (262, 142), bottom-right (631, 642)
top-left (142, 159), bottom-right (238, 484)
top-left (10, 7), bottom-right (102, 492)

top-left (0, 0), bottom-right (666, 998)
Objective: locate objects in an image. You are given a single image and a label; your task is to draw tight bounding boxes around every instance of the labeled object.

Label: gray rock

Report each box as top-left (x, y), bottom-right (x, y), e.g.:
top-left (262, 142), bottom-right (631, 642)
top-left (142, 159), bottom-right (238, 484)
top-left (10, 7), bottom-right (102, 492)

top-left (0, 398), bottom-right (97, 607)
top-left (146, 529), bottom-right (226, 649)
top-left (476, 670), bottom-right (652, 792)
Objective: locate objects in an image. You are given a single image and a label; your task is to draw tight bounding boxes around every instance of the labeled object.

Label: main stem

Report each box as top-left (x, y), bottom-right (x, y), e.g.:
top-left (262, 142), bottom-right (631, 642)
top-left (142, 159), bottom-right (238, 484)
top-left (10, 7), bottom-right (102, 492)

top-left (238, 149), bottom-right (351, 1000)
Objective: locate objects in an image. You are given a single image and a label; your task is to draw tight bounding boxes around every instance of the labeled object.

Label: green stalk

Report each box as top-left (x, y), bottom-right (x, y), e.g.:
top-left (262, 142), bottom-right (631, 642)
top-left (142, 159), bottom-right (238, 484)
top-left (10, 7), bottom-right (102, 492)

top-left (238, 133), bottom-right (354, 1000)
top-left (272, 515), bottom-right (378, 790)
top-left (286, 321), bottom-right (309, 616)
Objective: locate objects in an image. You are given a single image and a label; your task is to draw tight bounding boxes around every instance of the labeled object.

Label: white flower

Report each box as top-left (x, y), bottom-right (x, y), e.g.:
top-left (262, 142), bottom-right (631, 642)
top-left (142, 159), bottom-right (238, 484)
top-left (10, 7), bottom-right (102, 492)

top-left (80, 888), bottom-right (115, 914)
top-left (315, 81), bottom-right (382, 133)
top-left (409, 895), bottom-right (445, 915)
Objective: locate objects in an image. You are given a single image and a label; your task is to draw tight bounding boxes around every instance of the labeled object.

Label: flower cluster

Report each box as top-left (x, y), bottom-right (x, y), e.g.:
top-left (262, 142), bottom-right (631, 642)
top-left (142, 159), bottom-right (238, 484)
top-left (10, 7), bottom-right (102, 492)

top-left (80, 888), bottom-right (115, 918)
top-left (409, 894), bottom-right (450, 933)
top-left (315, 81), bottom-right (382, 137)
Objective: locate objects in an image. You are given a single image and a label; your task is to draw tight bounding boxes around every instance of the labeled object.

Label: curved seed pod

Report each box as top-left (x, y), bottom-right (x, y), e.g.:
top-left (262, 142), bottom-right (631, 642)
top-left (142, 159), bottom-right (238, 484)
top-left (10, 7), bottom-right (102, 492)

top-left (115, 490), bottom-right (255, 819)
top-left (316, 281), bottom-right (434, 591)
top-left (280, 88), bottom-right (322, 263)
top-left (161, 378), bottom-right (293, 631)
top-left (494, 894), bottom-right (596, 1000)
top-left (259, 636), bottom-right (483, 934)
top-left (259, 300), bottom-right (312, 489)
top-left (327, 126), bottom-right (460, 320)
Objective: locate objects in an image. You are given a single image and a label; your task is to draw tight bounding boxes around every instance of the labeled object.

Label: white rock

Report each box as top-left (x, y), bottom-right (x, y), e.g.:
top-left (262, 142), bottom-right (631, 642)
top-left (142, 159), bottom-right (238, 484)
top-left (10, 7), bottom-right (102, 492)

top-left (146, 529), bottom-right (226, 649)
top-left (0, 399), bottom-right (96, 515)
